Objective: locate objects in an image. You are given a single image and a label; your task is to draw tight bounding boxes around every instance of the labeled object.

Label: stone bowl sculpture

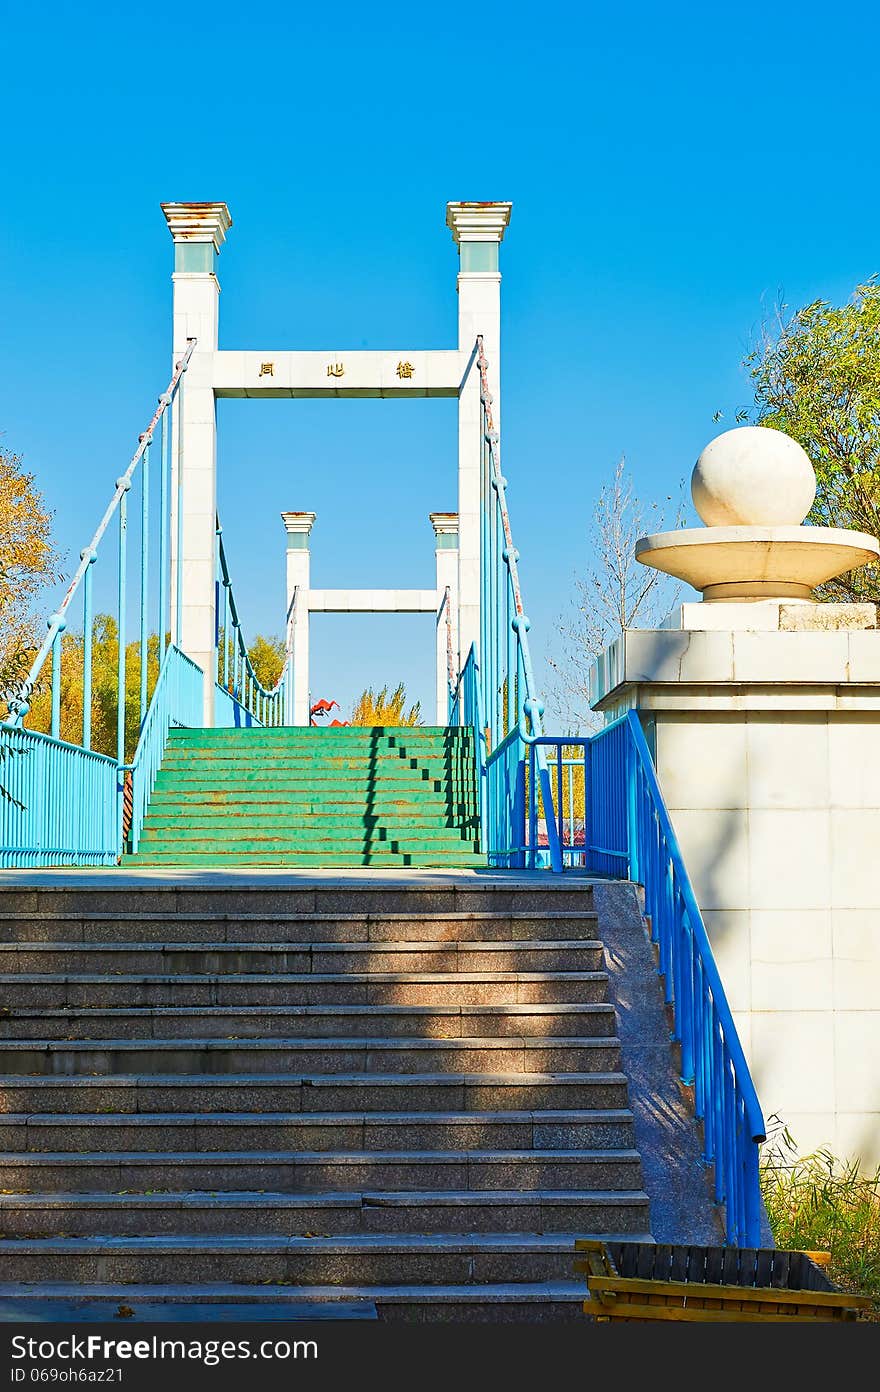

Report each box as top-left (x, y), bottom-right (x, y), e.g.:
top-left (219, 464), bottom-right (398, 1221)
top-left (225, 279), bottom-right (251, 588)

top-left (635, 426), bottom-right (880, 601)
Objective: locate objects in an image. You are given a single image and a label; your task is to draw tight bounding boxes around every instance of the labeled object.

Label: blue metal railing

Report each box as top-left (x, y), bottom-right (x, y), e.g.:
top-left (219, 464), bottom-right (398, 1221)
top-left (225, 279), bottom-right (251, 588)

top-left (4, 340), bottom-right (196, 747)
top-left (0, 729), bottom-right (118, 867)
top-left (452, 339), bottom-right (561, 869)
top-left (128, 645), bottom-right (203, 854)
top-left (534, 712), bottom-right (763, 1245)
top-left (0, 342), bottom-right (199, 866)
top-left (618, 710), bottom-right (764, 1244)
top-left (215, 525), bottom-right (294, 728)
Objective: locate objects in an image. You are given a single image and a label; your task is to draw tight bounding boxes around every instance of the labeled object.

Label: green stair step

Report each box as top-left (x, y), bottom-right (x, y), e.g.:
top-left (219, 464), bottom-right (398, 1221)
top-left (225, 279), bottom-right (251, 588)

top-left (125, 853), bottom-right (484, 867)
top-left (130, 724), bottom-right (482, 869)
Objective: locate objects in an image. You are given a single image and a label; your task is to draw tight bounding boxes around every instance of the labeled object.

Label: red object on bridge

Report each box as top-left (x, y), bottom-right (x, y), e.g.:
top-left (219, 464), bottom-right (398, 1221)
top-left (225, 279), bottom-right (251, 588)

top-left (310, 699), bottom-right (348, 727)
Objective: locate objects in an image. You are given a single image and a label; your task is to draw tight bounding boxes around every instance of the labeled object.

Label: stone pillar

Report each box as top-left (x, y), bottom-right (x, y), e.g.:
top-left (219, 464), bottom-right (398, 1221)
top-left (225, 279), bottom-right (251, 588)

top-left (281, 511), bottom-right (316, 726)
top-left (431, 512), bottom-right (459, 724)
top-left (161, 201), bottom-right (232, 726)
top-left (591, 600), bottom-right (880, 1166)
top-left (446, 202), bottom-right (511, 665)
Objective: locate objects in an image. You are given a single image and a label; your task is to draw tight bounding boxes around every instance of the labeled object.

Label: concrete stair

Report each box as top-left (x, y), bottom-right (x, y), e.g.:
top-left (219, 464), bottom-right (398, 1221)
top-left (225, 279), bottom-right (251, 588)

top-left (125, 726), bottom-right (483, 869)
top-left (0, 879), bottom-right (656, 1321)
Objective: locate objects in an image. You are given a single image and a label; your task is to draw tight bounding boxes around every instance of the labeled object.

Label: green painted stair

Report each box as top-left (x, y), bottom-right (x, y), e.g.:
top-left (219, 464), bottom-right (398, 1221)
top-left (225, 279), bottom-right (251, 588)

top-left (125, 726), bottom-right (484, 868)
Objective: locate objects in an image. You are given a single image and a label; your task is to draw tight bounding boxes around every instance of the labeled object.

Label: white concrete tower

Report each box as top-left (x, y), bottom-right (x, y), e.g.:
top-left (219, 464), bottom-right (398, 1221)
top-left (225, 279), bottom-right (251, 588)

top-left (281, 511), bottom-right (316, 726)
top-left (161, 201), bottom-right (232, 725)
top-left (447, 202), bottom-right (511, 664)
top-left (431, 512), bottom-right (459, 723)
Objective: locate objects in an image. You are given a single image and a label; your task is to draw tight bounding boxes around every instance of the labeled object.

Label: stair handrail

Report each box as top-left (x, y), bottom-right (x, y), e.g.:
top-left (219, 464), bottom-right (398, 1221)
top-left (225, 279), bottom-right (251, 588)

top-left (215, 521), bottom-right (293, 727)
top-left (592, 710), bottom-right (766, 1244)
top-left (128, 644), bottom-right (204, 854)
top-left (476, 337), bottom-right (548, 748)
top-left (470, 338), bottom-right (562, 871)
top-left (3, 339), bottom-right (197, 744)
top-left (437, 585), bottom-right (456, 702)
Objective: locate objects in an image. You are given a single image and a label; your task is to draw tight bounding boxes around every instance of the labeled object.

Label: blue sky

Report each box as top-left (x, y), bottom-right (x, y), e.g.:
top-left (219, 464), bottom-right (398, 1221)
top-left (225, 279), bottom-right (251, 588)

top-left (2, 1), bottom-right (878, 720)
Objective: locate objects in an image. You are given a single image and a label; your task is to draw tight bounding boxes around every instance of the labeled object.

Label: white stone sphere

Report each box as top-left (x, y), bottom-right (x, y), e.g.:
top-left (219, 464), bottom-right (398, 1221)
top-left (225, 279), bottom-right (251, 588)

top-left (691, 426), bottom-right (816, 527)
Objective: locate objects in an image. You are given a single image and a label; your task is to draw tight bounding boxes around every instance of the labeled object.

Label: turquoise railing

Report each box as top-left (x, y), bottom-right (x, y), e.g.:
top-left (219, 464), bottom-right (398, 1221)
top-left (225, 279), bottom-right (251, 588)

top-left (128, 645), bottom-right (204, 854)
top-left (4, 339), bottom-right (196, 746)
top-left (454, 337), bottom-right (561, 870)
top-left (0, 729), bottom-right (118, 867)
top-left (215, 523), bottom-right (294, 728)
top-left (0, 342), bottom-right (201, 865)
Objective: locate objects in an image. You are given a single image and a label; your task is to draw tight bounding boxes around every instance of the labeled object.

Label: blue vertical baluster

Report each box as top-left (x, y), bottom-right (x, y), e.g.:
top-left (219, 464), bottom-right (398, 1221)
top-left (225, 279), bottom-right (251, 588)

top-left (158, 398), bottom-right (170, 658)
top-left (82, 551), bottom-right (95, 749)
top-left (116, 480), bottom-right (130, 845)
top-left (50, 622), bottom-right (64, 741)
top-left (139, 440), bottom-right (150, 729)
top-left (222, 581), bottom-right (230, 689)
top-left (174, 374), bottom-right (185, 648)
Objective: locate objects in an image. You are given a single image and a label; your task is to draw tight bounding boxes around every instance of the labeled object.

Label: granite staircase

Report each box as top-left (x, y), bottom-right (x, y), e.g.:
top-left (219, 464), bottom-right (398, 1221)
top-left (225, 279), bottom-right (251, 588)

top-left (126, 727), bottom-right (483, 869)
top-left (0, 878), bottom-right (661, 1321)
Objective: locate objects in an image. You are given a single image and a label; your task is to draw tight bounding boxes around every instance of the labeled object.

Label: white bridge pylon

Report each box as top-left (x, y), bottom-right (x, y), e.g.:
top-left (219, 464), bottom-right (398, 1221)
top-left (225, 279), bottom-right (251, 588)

top-left (162, 199), bottom-right (511, 726)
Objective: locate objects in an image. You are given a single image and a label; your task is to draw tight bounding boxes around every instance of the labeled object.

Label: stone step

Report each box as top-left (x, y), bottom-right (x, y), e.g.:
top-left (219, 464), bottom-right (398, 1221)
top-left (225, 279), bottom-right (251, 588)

top-left (0, 1188), bottom-right (650, 1237)
top-left (0, 1072), bottom-right (631, 1115)
top-left (0, 911), bottom-right (601, 944)
top-left (0, 940), bottom-right (606, 975)
top-left (0, 1002), bottom-right (617, 1041)
top-left (0, 1149), bottom-right (643, 1195)
top-left (0, 1233), bottom-right (635, 1287)
top-left (0, 1108), bottom-right (636, 1153)
top-left (0, 971), bottom-right (609, 1009)
top-left (0, 1279), bottom-right (588, 1323)
top-left (0, 884), bottom-right (596, 918)
top-left (0, 1035), bottom-right (622, 1076)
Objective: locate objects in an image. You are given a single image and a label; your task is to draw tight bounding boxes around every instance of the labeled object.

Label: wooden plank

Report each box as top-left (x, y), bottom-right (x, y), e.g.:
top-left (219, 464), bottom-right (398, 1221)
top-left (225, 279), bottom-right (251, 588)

top-left (704, 1248), bottom-right (724, 1283)
top-left (738, 1248), bottom-right (758, 1288)
top-left (636, 1245), bottom-right (655, 1280)
top-left (594, 1302), bottom-right (853, 1323)
top-left (670, 1246), bottom-right (689, 1282)
top-left (722, 1247), bottom-right (741, 1287)
top-left (586, 1276), bottom-right (871, 1310)
top-left (771, 1249), bottom-right (790, 1289)
top-left (755, 1249), bottom-right (774, 1287)
top-left (653, 1244), bottom-right (674, 1284)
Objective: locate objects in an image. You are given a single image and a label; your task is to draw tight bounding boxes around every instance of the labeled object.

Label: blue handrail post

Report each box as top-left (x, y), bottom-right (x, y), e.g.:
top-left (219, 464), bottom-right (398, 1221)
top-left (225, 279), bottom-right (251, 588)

top-left (584, 738), bottom-right (593, 872)
top-left (49, 621), bottom-right (65, 740)
top-left (139, 439), bottom-right (150, 730)
top-left (625, 713), bottom-right (641, 883)
top-left (513, 747), bottom-right (526, 869)
top-left (174, 369), bottom-right (185, 650)
top-left (116, 479), bottom-right (131, 850)
top-left (81, 550), bottom-right (95, 749)
top-left (158, 397), bottom-right (171, 659)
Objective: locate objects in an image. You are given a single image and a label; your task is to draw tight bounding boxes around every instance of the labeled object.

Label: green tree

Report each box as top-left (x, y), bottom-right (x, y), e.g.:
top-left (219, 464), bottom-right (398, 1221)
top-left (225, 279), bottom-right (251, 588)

top-left (747, 279), bottom-right (880, 601)
top-left (247, 633), bottom-right (285, 690)
top-left (0, 447), bottom-right (60, 639)
top-left (350, 683), bottom-right (422, 727)
top-left (25, 616), bottom-right (160, 761)
top-left (0, 446), bottom-right (61, 722)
